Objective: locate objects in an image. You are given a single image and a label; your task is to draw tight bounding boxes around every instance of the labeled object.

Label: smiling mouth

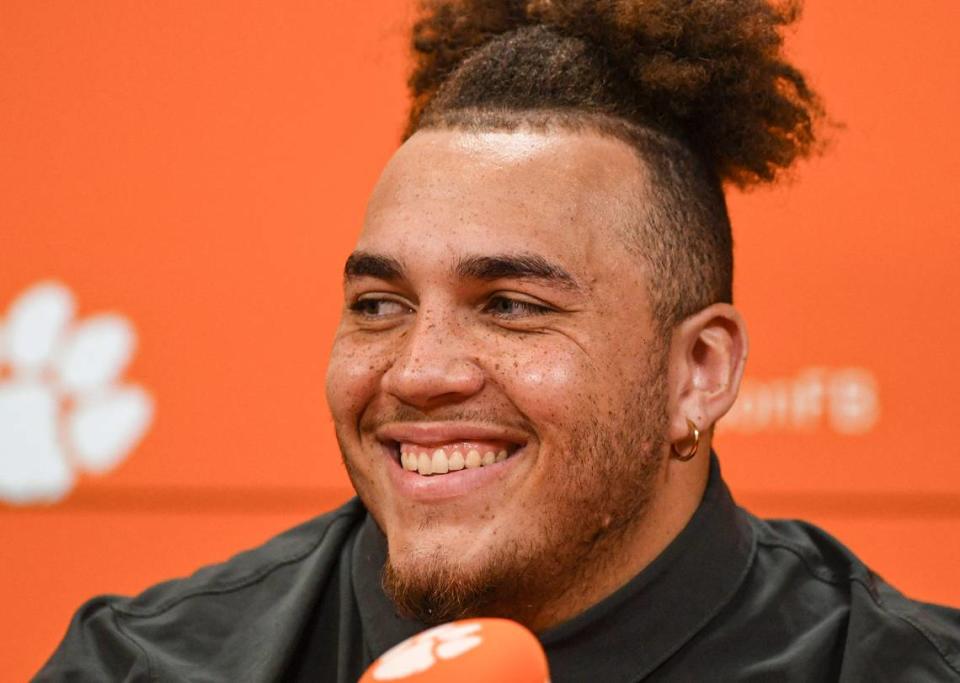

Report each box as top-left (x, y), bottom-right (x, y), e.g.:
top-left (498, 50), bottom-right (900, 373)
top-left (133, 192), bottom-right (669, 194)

top-left (390, 441), bottom-right (520, 476)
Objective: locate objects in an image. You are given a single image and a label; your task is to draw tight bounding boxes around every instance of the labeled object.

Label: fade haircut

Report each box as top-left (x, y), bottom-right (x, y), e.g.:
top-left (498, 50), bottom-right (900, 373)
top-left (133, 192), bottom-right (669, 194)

top-left (403, 1), bottom-right (824, 331)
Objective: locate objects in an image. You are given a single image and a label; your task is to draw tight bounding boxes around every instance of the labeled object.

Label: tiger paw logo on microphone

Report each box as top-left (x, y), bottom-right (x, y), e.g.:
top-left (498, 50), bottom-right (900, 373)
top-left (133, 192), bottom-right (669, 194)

top-left (372, 622), bottom-right (484, 680)
top-left (361, 618), bottom-right (551, 682)
top-left (0, 281), bottom-right (153, 504)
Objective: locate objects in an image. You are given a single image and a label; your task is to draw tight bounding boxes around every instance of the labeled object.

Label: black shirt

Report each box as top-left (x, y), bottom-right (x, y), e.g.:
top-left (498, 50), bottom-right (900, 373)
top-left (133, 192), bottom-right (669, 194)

top-left (38, 456), bottom-right (960, 681)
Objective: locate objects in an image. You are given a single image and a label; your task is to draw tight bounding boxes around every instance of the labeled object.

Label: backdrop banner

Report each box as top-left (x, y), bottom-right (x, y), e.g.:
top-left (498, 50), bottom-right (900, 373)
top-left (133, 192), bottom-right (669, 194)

top-left (2, 1), bottom-right (958, 679)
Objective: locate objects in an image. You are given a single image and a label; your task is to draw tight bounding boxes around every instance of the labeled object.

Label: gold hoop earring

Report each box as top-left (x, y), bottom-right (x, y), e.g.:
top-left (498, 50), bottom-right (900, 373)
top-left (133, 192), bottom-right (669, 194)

top-left (671, 419), bottom-right (700, 462)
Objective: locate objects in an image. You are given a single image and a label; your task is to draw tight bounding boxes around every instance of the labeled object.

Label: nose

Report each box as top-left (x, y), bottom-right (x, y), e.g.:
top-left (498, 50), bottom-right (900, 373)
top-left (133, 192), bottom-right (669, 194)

top-left (380, 309), bottom-right (485, 409)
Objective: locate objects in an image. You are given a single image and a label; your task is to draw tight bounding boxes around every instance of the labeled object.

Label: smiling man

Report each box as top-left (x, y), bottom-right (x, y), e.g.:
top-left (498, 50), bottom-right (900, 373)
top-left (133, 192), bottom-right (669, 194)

top-left (330, 126), bottom-right (729, 634)
top-left (38, 1), bottom-right (960, 681)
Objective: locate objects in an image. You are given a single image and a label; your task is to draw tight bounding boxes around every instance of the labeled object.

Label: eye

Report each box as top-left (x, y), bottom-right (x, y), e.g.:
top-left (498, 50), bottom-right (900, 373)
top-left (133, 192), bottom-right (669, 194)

top-left (484, 295), bottom-right (552, 318)
top-left (349, 297), bottom-right (410, 318)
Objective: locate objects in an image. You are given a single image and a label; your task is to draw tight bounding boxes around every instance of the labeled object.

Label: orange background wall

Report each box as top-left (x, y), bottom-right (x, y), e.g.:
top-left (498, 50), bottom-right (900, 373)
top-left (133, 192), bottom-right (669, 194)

top-left (2, 1), bottom-right (958, 679)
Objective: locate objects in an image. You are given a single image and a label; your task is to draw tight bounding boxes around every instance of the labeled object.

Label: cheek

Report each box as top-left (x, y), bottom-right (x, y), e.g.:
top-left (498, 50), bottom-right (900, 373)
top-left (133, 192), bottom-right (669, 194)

top-left (498, 343), bottom-right (598, 421)
top-left (326, 334), bottom-right (393, 424)
top-left (494, 332), bottom-right (641, 428)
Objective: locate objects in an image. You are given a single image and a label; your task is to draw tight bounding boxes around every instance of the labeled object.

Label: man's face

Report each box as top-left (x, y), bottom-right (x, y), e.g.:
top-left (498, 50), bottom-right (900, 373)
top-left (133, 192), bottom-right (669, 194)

top-left (326, 128), bottom-right (670, 625)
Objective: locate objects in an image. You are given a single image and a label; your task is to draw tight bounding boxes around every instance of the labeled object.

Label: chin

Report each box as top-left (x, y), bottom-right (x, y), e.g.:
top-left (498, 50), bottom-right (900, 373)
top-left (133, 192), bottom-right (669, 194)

top-left (389, 520), bottom-right (500, 574)
top-left (382, 533), bottom-right (510, 625)
top-left (383, 529), bottom-right (520, 624)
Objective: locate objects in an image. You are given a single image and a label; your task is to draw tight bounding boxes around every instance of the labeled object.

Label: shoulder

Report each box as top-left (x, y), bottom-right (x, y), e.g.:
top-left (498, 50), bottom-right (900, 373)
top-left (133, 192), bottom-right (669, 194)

top-left (35, 498), bottom-right (368, 681)
top-left (118, 496), bottom-right (366, 618)
top-left (747, 513), bottom-right (960, 680)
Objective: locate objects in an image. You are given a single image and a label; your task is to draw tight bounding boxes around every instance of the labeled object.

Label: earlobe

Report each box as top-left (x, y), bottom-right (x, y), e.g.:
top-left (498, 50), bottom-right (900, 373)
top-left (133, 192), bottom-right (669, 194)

top-left (668, 304), bottom-right (748, 447)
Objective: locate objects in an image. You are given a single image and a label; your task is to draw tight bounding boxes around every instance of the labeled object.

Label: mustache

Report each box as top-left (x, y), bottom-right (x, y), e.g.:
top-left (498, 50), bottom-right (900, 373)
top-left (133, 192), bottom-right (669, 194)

top-left (360, 404), bottom-right (534, 434)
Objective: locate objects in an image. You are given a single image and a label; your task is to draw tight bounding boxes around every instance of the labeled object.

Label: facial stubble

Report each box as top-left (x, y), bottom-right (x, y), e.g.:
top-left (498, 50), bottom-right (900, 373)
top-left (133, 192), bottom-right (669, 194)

top-left (371, 348), bottom-right (670, 629)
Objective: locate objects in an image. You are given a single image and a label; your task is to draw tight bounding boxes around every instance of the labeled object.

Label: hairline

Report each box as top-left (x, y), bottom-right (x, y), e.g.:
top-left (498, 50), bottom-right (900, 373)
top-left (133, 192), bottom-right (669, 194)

top-left (412, 106), bottom-right (729, 335)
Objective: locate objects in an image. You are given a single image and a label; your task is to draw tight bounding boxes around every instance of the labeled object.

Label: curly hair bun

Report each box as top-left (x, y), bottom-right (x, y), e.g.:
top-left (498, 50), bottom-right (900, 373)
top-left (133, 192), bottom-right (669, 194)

top-left (407, 0), bottom-right (824, 187)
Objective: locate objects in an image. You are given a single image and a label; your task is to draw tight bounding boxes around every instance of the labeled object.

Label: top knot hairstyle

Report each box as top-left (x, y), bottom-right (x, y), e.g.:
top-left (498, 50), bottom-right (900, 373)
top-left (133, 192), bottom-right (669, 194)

top-left (403, 0), bottom-right (825, 329)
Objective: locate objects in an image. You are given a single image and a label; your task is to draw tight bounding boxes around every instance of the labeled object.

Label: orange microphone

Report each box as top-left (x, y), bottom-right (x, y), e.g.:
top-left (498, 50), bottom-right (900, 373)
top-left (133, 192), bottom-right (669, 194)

top-left (359, 618), bottom-right (550, 683)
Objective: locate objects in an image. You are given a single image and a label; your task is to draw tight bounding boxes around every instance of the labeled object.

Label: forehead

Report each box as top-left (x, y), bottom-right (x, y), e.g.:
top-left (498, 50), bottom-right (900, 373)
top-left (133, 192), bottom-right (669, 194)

top-left (359, 128), bottom-right (651, 277)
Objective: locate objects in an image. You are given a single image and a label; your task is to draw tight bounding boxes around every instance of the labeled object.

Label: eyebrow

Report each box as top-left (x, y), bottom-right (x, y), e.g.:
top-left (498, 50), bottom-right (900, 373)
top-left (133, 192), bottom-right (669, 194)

top-left (455, 253), bottom-right (582, 291)
top-left (343, 250), bottom-right (582, 291)
top-left (343, 252), bottom-right (406, 282)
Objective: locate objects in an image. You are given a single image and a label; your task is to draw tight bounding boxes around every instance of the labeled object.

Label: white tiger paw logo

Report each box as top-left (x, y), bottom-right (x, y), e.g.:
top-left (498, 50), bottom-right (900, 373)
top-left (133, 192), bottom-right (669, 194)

top-left (0, 281), bottom-right (153, 505)
top-left (372, 622), bottom-right (484, 680)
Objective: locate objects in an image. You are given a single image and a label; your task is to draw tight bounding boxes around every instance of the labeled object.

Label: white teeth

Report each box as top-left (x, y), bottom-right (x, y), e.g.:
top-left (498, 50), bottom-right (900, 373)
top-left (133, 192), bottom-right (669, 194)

top-left (417, 452), bottom-right (432, 476)
top-left (401, 445), bottom-right (514, 475)
top-left (465, 450), bottom-right (482, 469)
top-left (431, 449), bottom-right (449, 474)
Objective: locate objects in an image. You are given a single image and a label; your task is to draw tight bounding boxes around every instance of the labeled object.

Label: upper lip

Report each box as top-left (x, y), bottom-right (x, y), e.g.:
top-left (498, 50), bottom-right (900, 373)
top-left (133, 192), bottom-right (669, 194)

top-left (376, 422), bottom-right (529, 448)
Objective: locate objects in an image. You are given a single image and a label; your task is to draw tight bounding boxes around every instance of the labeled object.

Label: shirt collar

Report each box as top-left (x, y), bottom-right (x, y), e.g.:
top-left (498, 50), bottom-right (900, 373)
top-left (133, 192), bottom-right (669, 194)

top-left (352, 453), bottom-right (756, 680)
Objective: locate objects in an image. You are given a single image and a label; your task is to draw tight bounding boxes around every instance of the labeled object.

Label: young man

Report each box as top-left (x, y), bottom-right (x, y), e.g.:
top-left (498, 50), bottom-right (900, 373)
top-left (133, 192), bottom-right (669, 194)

top-left (39, 1), bottom-right (960, 680)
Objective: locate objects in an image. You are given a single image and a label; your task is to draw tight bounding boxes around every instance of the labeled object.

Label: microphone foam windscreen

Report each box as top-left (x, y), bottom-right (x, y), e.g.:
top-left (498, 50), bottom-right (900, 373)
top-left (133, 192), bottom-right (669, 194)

top-left (359, 618), bottom-right (550, 682)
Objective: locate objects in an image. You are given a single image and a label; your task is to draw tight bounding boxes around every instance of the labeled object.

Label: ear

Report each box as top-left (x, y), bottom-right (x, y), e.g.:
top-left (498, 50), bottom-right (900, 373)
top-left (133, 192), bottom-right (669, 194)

top-left (666, 303), bottom-right (748, 452)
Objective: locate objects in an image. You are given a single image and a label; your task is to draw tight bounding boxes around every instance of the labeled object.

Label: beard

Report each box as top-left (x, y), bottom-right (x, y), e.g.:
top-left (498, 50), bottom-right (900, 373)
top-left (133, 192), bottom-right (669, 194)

top-left (342, 347), bottom-right (670, 629)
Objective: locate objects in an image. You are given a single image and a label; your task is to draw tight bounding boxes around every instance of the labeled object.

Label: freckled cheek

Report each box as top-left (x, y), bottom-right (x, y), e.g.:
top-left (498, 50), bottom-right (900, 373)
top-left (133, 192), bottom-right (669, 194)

top-left (497, 348), bottom-right (597, 421)
top-left (325, 337), bottom-right (394, 420)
